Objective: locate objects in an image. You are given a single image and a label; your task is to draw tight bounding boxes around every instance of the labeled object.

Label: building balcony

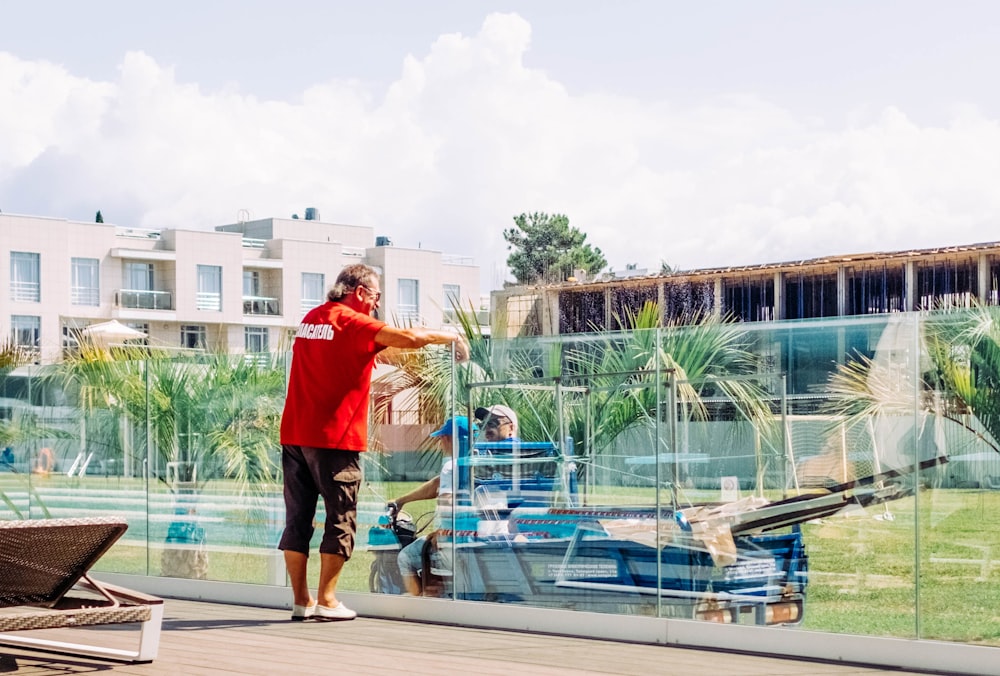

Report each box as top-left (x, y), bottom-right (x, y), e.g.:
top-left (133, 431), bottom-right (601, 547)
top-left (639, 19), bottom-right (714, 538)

top-left (115, 289), bottom-right (173, 310)
top-left (243, 296), bottom-right (280, 316)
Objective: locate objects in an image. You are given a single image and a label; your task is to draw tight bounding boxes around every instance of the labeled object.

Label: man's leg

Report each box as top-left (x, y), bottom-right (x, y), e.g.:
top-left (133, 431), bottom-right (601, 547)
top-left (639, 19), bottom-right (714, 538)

top-left (278, 445), bottom-right (319, 612)
top-left (284, 550), bottom-right (314, 607)
top-left (311, 448), bottom-right (361, 618)
top-left (316, 552), bottom-right (347, 607)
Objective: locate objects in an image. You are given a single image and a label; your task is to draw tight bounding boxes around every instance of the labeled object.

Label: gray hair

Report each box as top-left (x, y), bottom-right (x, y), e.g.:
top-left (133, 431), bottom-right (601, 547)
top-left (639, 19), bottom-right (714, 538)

top-left (328, 263), bottom-right (380, 302)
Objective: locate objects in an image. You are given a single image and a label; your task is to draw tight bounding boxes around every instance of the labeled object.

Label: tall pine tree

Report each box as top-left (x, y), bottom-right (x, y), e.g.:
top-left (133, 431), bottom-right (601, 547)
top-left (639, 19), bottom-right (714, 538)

top-left (503, 212), bottom-right (606, 285)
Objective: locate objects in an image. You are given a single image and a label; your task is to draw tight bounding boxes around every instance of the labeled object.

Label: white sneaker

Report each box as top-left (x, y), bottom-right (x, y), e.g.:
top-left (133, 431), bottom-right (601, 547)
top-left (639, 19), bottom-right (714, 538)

top-left (291, 602), bottom-right (316, 621)
top-left (314, 602), bottom-right (357, 621)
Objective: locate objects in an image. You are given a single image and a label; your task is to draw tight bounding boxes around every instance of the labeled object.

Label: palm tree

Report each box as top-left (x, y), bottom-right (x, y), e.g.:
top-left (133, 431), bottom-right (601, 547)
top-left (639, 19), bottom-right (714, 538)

top-left (821, 306), bottom-right (1000, 491)
top-left (922, 303), bottom-right (1000, 453)
top-left (52, 342), bottom-right (285, 491)
top-left (51, 343), bottom-right (287, 575)
top-left (557, 302), bottom-right (778, 500)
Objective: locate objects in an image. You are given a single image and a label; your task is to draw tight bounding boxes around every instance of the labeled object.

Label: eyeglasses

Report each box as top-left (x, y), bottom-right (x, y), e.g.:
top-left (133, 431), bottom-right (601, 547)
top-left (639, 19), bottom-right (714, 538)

top-left (358, 285), bottom-right (381, 302)
top-left (484, 417), bottom-right (511, 429)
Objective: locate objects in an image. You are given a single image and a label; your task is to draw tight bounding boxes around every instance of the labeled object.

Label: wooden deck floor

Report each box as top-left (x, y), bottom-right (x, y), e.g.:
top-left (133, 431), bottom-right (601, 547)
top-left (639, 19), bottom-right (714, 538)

top-left (0, 598), bottom-right (943, 675)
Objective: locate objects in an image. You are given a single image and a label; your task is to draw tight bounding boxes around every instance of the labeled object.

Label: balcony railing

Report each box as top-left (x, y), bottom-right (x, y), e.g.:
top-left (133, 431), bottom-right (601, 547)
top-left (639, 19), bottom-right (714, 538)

top-left (115, 227), bottom-right (162, 239)
top-left (115, 289), bottom-right (173, 310)
top-left (10, 281), bottom-right (40, 302)
top-left (397, 304), bottom-right (422, 325)
top-left (196, 291), bottom-right (222, 311)
top-left (444, 307), bottom-right (490, 326)
top-left (71, 287), bottom-right (100, 306)
top-left (243, 296), bottom-right (280, 316)
top-left (301, 298), bottom-right (324, 315)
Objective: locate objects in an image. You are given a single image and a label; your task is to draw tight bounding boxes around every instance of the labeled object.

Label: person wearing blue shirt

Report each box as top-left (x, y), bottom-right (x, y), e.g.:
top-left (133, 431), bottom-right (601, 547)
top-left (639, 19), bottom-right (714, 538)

top-left (388, 416), bottom-right (472, 595)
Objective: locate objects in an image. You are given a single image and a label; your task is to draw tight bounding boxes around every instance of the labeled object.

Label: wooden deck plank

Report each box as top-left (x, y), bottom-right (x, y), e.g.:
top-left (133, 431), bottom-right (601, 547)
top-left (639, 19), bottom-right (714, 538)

top-left (0, 598), bottom-right (939, 675)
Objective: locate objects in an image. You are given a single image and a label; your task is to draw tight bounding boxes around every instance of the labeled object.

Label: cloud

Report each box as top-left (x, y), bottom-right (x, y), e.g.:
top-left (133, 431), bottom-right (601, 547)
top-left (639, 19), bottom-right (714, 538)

top-left (2, 13), bottom-right (1000, 290)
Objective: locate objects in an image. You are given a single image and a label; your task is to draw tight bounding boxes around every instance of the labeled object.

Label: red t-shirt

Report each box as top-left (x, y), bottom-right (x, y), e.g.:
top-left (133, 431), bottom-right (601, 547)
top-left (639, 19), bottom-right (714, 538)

top-left (280, 302), bottom-right (386, 450)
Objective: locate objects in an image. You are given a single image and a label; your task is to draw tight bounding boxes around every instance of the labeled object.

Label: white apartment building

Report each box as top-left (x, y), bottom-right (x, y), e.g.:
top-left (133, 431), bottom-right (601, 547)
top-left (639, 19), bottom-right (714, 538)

top-left (2, 212), bottom-right (482, 363)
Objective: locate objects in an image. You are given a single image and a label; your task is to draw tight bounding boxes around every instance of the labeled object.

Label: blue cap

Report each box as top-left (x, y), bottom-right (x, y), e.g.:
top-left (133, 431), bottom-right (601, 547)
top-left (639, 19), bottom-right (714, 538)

top-left (429, 416), bottom-right (471, 438)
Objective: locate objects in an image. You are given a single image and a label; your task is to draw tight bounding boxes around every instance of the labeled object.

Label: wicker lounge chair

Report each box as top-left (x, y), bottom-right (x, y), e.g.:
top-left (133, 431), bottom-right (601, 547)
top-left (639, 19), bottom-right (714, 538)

top-left (0, 517), bottom-right (163, 663)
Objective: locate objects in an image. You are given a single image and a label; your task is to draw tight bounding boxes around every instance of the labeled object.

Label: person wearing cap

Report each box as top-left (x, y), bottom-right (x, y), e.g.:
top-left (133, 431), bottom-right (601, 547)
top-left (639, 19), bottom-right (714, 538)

top-left (388, 416), bottom-right (472, 596)
top-left (475, 404), bottom-right (520, 442)
top-left (278, 263), bottom-right (470, 622)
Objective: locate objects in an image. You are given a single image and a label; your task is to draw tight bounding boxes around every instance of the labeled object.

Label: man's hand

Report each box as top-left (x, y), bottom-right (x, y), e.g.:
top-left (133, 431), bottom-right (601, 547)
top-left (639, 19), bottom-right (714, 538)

top-left (452, 336), bottom-right (470, 363)
top-left (386, 501), bottom-right (399, 518)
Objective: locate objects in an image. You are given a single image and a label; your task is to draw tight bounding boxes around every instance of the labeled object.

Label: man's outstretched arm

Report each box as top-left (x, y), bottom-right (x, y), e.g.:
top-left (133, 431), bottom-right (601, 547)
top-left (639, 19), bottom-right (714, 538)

top-left (375, 326), bottom-right (470, 362)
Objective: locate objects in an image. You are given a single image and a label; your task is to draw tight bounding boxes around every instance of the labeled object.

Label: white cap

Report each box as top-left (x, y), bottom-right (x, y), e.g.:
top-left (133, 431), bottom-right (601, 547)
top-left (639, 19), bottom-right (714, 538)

top-left (474, 404), bottom-right (519, 436)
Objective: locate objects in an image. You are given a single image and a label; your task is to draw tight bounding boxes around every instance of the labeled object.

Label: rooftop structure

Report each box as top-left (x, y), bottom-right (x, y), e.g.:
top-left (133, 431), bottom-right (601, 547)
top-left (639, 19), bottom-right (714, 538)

top-left (492, 239), bottom-right (1000, 337)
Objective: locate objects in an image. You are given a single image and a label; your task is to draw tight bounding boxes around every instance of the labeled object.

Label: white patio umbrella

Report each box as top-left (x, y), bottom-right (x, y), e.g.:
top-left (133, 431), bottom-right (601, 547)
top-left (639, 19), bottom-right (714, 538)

top-left (80, 319), bottom-right (147, 344)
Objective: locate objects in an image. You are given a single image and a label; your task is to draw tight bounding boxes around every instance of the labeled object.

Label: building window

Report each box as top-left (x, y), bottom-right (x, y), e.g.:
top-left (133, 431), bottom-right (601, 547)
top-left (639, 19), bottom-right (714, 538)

top-left (301, 272), bottom-right (325, 313)
top-left (10, 252), bottom-right (40, 302)
top-left (125, 262), bottom-right (154, 291)
top-left (197, 265), bottom-right (222, 311)
top-left (443, 284), bottom-right (461, 322)
top-left (11, 315), bottom-right (40, 349)
top-left (71, 257), bottom-right (100, 306)
top-left (62, 324), bottom-right (80, 352)
top-left (180, 325), bottom-right (207, 349)
top-left (245, 326), bottom-right (269, 353)
top-left (243, 270), bottom-right (261, 297)
top-left (126, 322), bottom-right (149, 346)
top-left (916, 257), bottom-right (977, 311)
top-left (723, 276), bottom-right (775, 323)
top-left (398, 278), bottom-right (420, 323)
top-left (444, 284), bottom-right (461, 309)
top-left (785, 272), bottom-right (838, 320)
top-left (845, 263), bottom-right (906, 315)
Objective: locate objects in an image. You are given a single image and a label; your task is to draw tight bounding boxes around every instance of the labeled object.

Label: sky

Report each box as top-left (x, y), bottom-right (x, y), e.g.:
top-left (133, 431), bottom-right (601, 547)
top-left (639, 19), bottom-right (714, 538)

top-left (3, 1), bottom-right (1000, 291)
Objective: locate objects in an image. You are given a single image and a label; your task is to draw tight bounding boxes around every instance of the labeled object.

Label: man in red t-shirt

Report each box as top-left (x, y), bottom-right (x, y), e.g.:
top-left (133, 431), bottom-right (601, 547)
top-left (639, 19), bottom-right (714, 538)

top-left (279, 263), bottom-right (469, 622)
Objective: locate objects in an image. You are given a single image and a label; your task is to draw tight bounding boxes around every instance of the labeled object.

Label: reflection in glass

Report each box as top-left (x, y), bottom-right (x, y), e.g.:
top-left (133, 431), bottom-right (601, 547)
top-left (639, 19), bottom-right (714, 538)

top-left (4, 310), bottom-right (1000, 650)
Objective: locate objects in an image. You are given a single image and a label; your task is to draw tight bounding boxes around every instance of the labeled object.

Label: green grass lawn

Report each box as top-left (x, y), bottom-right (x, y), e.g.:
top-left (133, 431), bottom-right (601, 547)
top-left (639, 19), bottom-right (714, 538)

top-left (800, 489), bottom-right (1000, 643)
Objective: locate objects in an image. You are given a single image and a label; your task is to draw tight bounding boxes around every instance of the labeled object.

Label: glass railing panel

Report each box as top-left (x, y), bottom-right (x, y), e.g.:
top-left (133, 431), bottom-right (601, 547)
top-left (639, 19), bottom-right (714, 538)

top-left (0, 359), bottom-right (152, 575)
top-left (242, 296), bottom-right (280, 316)
top-left (0, 362), bottom-right (48, 520)
top-left (400, 314), bottom-right (930, 630)
top-left (915, 310), bottom-right (1000, 646)
top-left (348, 452), bottom-right (394, 594)
top-left (8, 306), bottom-right (1000, 656)
top-left (721, 314), bottom-right (925, 636)
top-left (143, 352), bottom-right (286, 583)
top-left (116, 289), bottom-right (173, 310)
